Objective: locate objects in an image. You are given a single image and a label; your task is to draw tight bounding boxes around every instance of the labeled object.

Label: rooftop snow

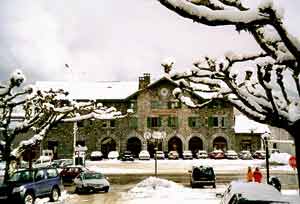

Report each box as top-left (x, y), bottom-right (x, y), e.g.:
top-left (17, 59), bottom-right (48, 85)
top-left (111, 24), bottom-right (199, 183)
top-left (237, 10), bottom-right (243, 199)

top-left (234, 114), bottom-right (270, 134)
top-left (35, 81), bottom-right (139, 100)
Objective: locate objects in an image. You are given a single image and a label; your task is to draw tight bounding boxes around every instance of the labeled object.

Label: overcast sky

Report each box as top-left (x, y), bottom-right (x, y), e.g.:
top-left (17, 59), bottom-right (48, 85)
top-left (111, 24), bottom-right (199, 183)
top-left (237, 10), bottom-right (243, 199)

top-left (0, 0), bottom-right (299, 83)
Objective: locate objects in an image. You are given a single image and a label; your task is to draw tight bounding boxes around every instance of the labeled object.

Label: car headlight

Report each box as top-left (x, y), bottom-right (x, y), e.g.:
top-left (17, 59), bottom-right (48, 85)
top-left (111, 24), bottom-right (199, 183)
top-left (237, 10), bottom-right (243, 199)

top-left (12, 186), bottom-right (25, 193)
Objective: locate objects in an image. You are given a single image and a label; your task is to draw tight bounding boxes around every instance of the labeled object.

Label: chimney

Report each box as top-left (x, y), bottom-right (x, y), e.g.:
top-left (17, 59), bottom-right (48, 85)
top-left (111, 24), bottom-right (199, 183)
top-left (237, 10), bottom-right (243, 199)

top-left (139, 73), bottom-right (151, 89)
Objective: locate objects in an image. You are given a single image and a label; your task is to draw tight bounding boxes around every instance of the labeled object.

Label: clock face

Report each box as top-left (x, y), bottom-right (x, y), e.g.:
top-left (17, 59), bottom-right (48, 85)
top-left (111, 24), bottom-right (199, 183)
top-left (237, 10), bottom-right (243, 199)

top-left (160, 88), bottom-right (169, 97)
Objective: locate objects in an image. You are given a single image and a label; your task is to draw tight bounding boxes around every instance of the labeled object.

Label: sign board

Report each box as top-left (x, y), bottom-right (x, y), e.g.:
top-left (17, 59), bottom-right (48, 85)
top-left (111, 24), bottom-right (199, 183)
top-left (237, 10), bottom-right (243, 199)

top-left (288, 156), bottom-right (297, 169)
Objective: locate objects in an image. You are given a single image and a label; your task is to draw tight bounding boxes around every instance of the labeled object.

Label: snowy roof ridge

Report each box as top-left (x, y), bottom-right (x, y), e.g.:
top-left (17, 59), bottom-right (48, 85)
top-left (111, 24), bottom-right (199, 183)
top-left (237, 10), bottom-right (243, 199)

top-left (234, 114), bottom-right (270, 134)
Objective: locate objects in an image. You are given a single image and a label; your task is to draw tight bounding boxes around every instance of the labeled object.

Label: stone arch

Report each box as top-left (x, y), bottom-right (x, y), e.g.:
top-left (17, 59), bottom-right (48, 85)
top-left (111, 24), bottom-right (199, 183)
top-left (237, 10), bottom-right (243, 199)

top-left (185, 134), bottom-right (206, 150)
top-left (167, 136), bottom-right (184, 158)
top-left (127, 137), bottom-right (142, 158)
top-left (186, 134), bottom-right (205, 157)
top-left (163, 132), bottom-right (185, 152)
top-left (100, 137), bottom-right (117, 158)
top-left (211, 133), bottom-right (229, 151)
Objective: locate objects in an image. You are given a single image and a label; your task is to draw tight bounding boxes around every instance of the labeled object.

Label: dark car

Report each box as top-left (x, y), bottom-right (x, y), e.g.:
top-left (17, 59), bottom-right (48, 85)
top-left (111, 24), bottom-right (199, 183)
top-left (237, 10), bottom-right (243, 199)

top-left (208, 150), bottom-right (225, 159)
top-left (189, 165), bottom-right (216, 188)
top-left (0, 167), bottom-right (63, 204)
top-left (252, 150), bottom-right (266, 159)
top-left (121, 151), bottom-right (134, 161)
top-left (59, 165), bottom-right (89, 183)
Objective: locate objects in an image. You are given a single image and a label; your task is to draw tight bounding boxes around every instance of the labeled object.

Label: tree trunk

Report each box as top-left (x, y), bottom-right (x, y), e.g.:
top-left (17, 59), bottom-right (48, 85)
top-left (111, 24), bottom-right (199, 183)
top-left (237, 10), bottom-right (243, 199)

top-left (287, 123), bottom-right (300, 195)
top-left (3, 142), bottom-right (12, 184)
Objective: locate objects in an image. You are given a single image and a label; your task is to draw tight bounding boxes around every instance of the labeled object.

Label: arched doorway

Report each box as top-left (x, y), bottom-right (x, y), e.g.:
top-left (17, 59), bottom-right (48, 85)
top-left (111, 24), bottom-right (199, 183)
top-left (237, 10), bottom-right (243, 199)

top-left (168, 136), bottom-right (183, 158)
top-left (147, 141), bottom-right (163, 158)
top-left (189, 137), bottom-right (203, 157)
top-left (213, 137), bottom-right (227, 151)
top-left (127, 137), bottom-right (142, 158)
top-left (101, 137), bottom-right (116, 158)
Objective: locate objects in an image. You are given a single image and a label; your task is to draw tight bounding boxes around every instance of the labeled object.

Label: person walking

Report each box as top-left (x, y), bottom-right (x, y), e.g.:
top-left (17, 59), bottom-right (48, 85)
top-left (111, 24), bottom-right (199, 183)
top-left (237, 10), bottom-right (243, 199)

top-left (246, 166), bottom-right (253, 182)
top-left (253, 167), bottom-right (263, 183)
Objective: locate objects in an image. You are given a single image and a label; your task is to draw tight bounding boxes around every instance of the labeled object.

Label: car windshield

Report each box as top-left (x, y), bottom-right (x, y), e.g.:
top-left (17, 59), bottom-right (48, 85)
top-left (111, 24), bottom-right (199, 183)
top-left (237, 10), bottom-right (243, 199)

top-left (194, 167), bottom-right (214, 177)
top-left (83, 172), bottom-right (104, 180)
top-left (9, 170), bottom-right (35, 183)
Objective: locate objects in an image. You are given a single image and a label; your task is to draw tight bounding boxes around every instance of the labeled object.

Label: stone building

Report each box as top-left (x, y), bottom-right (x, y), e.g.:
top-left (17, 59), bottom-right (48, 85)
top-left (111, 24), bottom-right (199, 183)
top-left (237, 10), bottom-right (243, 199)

top-left (35, 73), bottom-right (263, 159)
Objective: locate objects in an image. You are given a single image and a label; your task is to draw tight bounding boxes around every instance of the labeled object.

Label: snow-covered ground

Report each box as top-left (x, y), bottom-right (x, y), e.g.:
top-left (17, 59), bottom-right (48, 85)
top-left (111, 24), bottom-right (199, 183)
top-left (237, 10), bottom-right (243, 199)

top-left (121, 177), bottom-right (300, 204)
top-left (85, 154), bottom-right (297, 174)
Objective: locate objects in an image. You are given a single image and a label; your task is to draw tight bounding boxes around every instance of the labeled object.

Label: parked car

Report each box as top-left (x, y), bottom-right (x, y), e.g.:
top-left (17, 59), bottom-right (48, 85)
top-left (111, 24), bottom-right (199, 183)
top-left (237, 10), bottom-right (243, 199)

top-left (189, 165), bottom-right (216, 188)
top-left (74, 171), bottom-right (109, 193)
top-left (59, 165), bottom-right (89, 183)
top-left (33, 156), bottom-right (52, 168)
top-left (252, 150), bottom-right (266, 159)
top-left (238, 150), bottom-right (253, 160)
top-left (0, 167), bottom-right (63, 204)
top-left (168, 151), bottom-right (179, 160)
top-left (155, 151), bottom-right (165, 160)
top-left (90, 151), bottom-right (103, 161)
top-left (196, 150), bottom-right (208, 159)
top-left (51, 159), bottom-right (73, 168)
top-left (208, 150), bottom-right (225, 159)
top-left (217, 181), bottom-right (289, 204)
top-left (182, 150), bottom-right (193, 160)
top-left (139, 150), bottom-right (150, 160)
top-left (224, 150), bottom-right (238, 159)
top-left (107, 151), bottom-right (119, 160)
top-left (121, 151), bottom-right (134, 161)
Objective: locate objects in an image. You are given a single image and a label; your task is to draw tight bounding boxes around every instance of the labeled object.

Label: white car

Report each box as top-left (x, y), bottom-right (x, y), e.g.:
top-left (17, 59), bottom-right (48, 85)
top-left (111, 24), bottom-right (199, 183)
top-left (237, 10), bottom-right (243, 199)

top-left (33, 156), bottom-right (52, 168)
top-left (155, 151), bottom-right (165, 160)
top-left (74, 171), bottom-right (110, 193)
top-left (224, 150), bottom-right (238, 159)
top-left (108, 151), bottom-right (119, 159)
top-left (139, 150), bottom-right (150, 160)
top-left (90, 151), bottom-right (103, 161)
top-left (183, 150), bottom-right (193, 160)
top-left (196, 150), bottom-right (208, 159)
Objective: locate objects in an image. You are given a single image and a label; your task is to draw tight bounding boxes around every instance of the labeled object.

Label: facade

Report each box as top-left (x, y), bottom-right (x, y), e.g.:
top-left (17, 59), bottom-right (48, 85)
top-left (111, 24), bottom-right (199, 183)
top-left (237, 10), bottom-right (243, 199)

top-left (37, 74), bottom-right (262, 159)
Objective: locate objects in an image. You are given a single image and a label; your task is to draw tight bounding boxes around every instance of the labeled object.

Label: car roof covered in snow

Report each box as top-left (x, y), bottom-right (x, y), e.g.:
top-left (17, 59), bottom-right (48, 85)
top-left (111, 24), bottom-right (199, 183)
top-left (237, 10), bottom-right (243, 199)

top-left (228, 181), bottom-right (287, 202)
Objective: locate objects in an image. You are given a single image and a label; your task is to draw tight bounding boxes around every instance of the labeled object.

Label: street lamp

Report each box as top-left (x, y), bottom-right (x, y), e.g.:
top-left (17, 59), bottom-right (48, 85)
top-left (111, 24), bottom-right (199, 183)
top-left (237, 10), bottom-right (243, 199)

top-left (262, 132), bottom-right (271, 184)
top-left (144, 131), bottom-right (166, 177)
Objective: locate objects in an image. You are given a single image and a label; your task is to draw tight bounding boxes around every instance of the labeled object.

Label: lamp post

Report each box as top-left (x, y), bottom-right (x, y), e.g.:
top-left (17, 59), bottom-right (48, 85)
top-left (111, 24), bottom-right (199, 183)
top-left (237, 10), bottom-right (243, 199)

top-left (144, 131), bottom-right (166, 177)
top-left (262, 132), bottom-right (271, 184)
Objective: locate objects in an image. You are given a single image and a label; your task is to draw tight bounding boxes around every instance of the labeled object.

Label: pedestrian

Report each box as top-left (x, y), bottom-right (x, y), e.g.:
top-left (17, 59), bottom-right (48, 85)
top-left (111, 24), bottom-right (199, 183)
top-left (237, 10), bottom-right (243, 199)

top-left (253, 167), bottom-right (263, 183)
top-left (246, 166), bottom-right (253, 182)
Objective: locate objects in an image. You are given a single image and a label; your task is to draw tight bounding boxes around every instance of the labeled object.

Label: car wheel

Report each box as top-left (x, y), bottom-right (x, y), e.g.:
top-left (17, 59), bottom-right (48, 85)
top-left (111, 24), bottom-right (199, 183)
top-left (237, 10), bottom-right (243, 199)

top-left (104, 186), bottom-right (109, 193)
top-left (50, 187), bottom-right (60, 202)
top-left (23, 192), bottom-right (35, 204)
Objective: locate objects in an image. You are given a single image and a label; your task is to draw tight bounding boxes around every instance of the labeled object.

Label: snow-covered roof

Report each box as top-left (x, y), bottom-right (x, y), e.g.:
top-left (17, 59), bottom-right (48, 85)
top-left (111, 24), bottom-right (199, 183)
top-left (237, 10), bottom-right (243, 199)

top-left (234, 114), bottom-right (270, 134)
top-left (35, 81), bottom-right (139, 100)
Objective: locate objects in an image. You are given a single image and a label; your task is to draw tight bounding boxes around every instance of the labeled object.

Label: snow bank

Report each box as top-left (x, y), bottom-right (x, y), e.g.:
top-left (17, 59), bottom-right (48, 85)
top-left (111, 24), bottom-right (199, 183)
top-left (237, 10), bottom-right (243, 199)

top-left (270, 152), bottom-right (291, 165)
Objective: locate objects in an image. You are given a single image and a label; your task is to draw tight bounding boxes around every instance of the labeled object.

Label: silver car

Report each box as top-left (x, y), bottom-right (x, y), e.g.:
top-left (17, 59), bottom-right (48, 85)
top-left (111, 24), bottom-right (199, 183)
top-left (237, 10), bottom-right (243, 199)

top-left (74, 171), bottom-right (110, 193)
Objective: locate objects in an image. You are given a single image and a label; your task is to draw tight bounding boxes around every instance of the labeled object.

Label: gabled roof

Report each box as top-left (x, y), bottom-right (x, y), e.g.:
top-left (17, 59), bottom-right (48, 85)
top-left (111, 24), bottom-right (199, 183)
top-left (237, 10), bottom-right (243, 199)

top-left (35, 81), bottom-right (139, 100)
top-left (234, 114), bottom-right (270, 134)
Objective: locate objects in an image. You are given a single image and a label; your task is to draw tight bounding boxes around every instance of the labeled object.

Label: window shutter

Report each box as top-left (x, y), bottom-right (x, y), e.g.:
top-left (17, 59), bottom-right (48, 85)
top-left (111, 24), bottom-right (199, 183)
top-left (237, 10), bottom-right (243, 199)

top-left (224, 116), bottom-right (228, 128)
top-left (167, 117), bottom-right (171, 127)
top-left (196, 117), bottom-right (201, 128)
top-left (158, 117), bottom-right (162, 127)
top-left (175, 117), bottom-right (179, 127)
top-left (188, 117), bottom-right (192, 127)
top-left (208, 117), bottom-right (214, 127)
top-left (147, 117), bottom-right (151, 128)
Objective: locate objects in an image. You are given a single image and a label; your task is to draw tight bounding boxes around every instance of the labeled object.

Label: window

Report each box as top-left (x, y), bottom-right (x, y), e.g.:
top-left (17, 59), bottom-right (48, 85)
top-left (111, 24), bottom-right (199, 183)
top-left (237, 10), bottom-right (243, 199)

top-left (208, 116), bottom-right (227, 128)
top-left (151, 101), bottom-right (168, 109)
top-left (129, 117), bottom-right (138, 128)
top-left (110, 120), bottom-right (116, 128)
top-left (168, 101), bottom-right (181, 109)
top-left (188, 117), bottom-right (201, 128)
top-left (77, 121), bottom-right (84, 127)
top-left (102, 121), bottom-right (108, 128)
top-left (47, 169), bottom-right (58, 178)
top-left (129, 100), bottom-right (137, 111)
top-left (168, 117), bottom-right (178, 127)
top-left (147, 117), bottom-right (162, 128)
